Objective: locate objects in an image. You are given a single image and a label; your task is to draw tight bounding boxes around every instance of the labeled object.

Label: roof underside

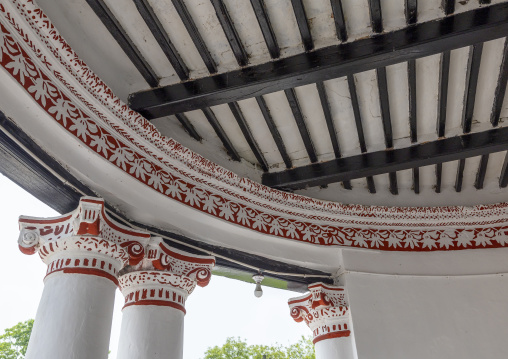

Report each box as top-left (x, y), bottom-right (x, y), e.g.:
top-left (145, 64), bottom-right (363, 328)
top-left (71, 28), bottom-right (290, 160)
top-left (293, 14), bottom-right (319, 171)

top-left (36, 0), bottom-right (508, 207)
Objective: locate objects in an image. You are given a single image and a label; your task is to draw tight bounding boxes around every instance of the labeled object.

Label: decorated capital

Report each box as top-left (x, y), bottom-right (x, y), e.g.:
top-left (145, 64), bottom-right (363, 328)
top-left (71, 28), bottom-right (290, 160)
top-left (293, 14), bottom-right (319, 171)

top-left (18, 196), bottom-right (150, 284)
top-left (118, 237), bottom-right (216, 313)
top-left (289, 283), bottom-right (351, 344)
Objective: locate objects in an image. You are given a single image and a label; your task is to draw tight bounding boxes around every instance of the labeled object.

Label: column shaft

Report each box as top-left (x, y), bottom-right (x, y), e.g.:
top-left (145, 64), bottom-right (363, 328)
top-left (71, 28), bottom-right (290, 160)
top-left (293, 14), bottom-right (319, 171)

top-left (315, 336), bottom-right (355, 359)
top-left (26, 273), bottom-right (117, 359)
top-left (117, 305), bottom-right (184, 359)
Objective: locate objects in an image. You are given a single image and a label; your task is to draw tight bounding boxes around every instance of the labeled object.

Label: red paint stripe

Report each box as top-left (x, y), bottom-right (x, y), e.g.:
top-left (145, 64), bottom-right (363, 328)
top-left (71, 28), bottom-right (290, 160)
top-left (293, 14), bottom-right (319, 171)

top-left (308, 283), bottom-right (344, 291)
top-left (123, 300), bottom-right (186, 314)
top-left (313, 330), bottom-right (351, 344)
top-left (44, 267), bottom-right (119, 286)
top-left (19, 214), bottom-right (73, 224)
top-left (100, 208), bottom-right (150, 238)
top-left (288, 294), bottom-right (312, 305)
top-left (159, 243), bottom-right (215, 264)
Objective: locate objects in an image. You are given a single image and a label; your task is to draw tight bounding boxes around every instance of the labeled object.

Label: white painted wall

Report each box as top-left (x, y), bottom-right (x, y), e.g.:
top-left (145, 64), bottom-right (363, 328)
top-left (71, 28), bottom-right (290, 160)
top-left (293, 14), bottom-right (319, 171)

top-left (345, 272), bottom-right (508, 359)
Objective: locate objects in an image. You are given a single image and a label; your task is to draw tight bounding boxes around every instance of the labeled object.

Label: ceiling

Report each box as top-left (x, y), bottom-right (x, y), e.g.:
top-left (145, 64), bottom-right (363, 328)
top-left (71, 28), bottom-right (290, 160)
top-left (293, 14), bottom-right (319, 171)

top-left (35, 0), bottom-right (508, 207)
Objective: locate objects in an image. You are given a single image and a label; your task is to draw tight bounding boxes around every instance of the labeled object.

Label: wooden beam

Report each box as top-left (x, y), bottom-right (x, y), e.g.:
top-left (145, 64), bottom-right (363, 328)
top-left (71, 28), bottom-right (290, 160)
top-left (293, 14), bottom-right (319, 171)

top-left (250, 0), bottom-right (280, 59)
top-left (256, 96), bottom-right (292, 168)
top-left (347, 75), bottom-right (375, 193)
top-left (442, 0), bottom-right (455, 15)
top-left (437, 51), bottom-right (451, 138)
top-left (85, 0), bottom-right (158, 87)
top-left (262, 126), bottom-right (508, 189)
top-left (455, 158), bottom-right (466, 192)
top-left (171, 0), bottom-right (217, 73)
top-left (201, 108), bottom-right (241, 161)
top-left (368, 0), bottom-right (383, 33)
top-left (291, 0), bottom-right (313, 51)
top-left (133, 0), bottom-right (189, 80)
top-left (405, 0), bottom-right (417, 25)
top-left (285, 89), bottom-right (318, 163)
top-left (330, 0), bottom-right (347, 42)
top-left (462, 43), bottom-right (484, 134)
top-left (174, 114), bottom-right (202, 141)
top-left (210, 0), bottom-right (248, 66)
top-left (129, 4), bottom-right (508, 118)
top-left (228, 102), bottom-right (269, 171)
top-left (491, 38), bottom-right (508, 127)
top-left (474, 154), bottom-right (489, 189)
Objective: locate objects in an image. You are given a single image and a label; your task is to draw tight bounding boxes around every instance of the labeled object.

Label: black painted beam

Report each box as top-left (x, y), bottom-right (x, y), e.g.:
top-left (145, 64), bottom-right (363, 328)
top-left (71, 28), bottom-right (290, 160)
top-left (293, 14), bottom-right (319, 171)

top-left (250, 0), bottom-right (280, 59)
top-left (85, 0), bottom-right (158, 87)
top-left (491, 38), bottom-right (508, 127)
top-left (405, 0), bottom-right (417, 25)
top-left (262, 126), bottom-right (508, 190)
top-left (171, 0), bottom-right (217, 74)
top-left (316, 82), bottom-right (341, 158)
top-left (368, 0), bottom-right (383, 33)
top-left (500, 152), bottom-right (508, 187)
top-left (408, 60), bottom-right (417, 143)
top-left (291, 0), bottom-right (313, 51)
top-left (330, 0), bottom-right (347, 42)
top-left (316, 82), bottom-right (351, 189)
top-left (256, 96), bottom-right (292, 168)
top-left (210, 0), bottom-right (249, 66)
top-left (201, 108), bottom-right (241, 161)
top-left (348, 75), bottom-right (375, 193)
top-left (437, 51), bottom-right (451, 138)
top-left (376, 67), bottom-right (398, 194)
top-left (455, 158), bottom-right (466, 192)
top-left (133, 0), bottom-right (189, 80)
top-left (228, 102), bottom-right (269, 171)
top-left (377, 67), bottom-right (393, 149)
top-left (175, 113), bottom-right (202, 141)
top-left (435, 163), bottom-right (443, 193)
top-left (462, 43), bottom-right (484, 134)
top-left (285, 89), bottom-right (318, 163)
top-left (413, 167), bottom-right (420, 194)
top-left (129, 4), bottom-right (508, 118)
top-left (474, 154), bottom-right (489, 189)
top-left (443, 0), bottom-right (455, 15)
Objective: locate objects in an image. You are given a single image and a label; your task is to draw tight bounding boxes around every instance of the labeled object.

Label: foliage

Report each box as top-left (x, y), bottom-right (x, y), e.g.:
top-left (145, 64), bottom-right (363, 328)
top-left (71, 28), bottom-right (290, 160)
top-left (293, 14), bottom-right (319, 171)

top-left (203, 336), bottom-right (315, 359)
top-left (0, 320), bottom-right (33, 359)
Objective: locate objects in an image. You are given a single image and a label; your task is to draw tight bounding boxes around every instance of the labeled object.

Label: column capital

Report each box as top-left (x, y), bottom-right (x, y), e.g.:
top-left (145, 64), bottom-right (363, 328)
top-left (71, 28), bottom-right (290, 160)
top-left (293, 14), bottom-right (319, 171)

top-left (288, 283), bottom-right (351, 344)
top-left (18, 196), bottom-right (151, 283)
top-left (118, 238), bottom-right (215, 313)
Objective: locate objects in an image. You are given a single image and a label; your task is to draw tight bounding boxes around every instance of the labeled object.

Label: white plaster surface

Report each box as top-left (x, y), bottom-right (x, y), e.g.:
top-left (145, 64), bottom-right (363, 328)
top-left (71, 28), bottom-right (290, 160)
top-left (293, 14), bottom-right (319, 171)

top-left (117, 305), bottom-right (185, 359)
top-left (26, 272), bottom-right (116, 359)
top-left (346, 272), bottom-right (508, 359)
top-left (315, 336), bottom-right (355, 359)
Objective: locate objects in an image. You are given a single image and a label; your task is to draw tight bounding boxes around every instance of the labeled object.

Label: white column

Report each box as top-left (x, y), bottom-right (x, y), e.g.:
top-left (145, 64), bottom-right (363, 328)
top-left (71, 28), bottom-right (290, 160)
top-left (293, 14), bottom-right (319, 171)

top-left (117, 238), bottom-right (215, 359)
top-left (18, 197), bottom-right (150, 359)
top-left (288, 282), bottom-right (356, 359)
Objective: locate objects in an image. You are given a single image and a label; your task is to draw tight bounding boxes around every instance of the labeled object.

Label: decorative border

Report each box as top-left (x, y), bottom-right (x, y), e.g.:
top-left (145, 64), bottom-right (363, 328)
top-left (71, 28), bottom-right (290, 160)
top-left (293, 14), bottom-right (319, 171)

top-left (2, 0), bottom-right (508, 251)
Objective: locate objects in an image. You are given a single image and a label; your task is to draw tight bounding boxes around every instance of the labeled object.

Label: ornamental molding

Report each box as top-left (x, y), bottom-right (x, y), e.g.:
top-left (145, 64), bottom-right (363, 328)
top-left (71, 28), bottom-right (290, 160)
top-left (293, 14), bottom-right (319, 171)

top-left (289, 283), bottom-right (351, 344)
top-left (3, 0), bottom-right (508, 251)
top-left (18, 196), bottom-right (150, 282)
top-left (118, 239), bottom-right (215, 313)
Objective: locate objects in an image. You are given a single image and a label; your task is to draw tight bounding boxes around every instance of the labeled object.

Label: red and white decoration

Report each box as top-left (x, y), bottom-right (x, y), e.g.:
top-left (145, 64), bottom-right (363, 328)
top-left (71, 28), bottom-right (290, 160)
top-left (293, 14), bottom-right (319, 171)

top-left (289, 283), bottom-right (356, 359)
top-left (17, 196), bottom-right (150, 359)
top-left (117, 238), bottom-right (215, 359)
top-left (1, 0), bottom-right (508, 252)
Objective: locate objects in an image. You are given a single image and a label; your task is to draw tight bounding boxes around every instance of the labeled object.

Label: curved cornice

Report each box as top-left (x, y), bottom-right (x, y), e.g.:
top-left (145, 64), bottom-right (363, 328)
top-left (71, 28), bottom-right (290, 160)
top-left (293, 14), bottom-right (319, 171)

top-left (1, 0), bottom-right (508, 251)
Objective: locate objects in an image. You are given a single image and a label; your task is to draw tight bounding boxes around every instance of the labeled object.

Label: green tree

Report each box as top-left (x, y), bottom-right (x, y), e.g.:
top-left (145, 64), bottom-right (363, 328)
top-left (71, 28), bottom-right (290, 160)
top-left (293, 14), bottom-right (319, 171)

top-left (203, 336), bottom-right (315, 359)
top-left (0, 320), bottom-right (33, 359)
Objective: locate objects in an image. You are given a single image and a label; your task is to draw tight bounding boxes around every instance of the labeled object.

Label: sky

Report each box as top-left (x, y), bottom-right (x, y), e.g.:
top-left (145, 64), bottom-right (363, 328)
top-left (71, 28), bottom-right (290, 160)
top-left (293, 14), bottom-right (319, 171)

top-left (0, 174), bottom-right (310, 358)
